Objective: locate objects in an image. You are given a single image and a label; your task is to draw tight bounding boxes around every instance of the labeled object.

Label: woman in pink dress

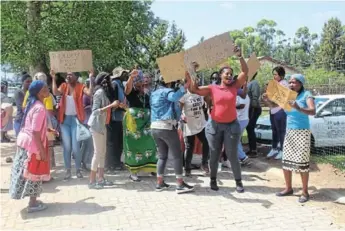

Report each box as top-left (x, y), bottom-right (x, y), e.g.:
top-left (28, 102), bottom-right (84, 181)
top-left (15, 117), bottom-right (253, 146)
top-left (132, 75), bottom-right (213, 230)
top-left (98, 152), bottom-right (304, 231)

top-left (9, 80), bottom-right (56, 213)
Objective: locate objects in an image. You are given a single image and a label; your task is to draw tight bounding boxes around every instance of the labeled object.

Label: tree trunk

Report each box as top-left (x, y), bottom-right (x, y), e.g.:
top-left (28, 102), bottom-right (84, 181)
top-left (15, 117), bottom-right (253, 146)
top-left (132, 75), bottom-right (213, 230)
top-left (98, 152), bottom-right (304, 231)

top-left (27, 1), bottom-right (48, 76)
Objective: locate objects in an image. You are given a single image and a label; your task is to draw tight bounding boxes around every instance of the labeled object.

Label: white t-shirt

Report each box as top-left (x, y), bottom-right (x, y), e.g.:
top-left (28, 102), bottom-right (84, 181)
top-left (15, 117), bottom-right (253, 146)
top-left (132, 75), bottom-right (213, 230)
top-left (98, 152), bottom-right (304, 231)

top-left (271, 79), bottom-right (289, 114)
top-left (180, 92), bottom-right (206, 136)
top-left (236, 95), bottom-right (250, 121)
top-left (65, 95), bottom-right (77, 115)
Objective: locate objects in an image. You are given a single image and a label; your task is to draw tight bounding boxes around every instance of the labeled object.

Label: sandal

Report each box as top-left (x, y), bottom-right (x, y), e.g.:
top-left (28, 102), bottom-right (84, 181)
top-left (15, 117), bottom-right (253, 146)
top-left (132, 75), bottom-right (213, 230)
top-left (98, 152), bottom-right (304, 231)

top-left (27, 202), bottom-right (47, 213)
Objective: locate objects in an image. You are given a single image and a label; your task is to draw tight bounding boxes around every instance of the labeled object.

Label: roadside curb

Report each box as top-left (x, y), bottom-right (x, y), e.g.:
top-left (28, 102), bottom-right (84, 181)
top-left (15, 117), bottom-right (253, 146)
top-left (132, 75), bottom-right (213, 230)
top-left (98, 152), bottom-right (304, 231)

top-left (251, 157), bottom-right (345, 205)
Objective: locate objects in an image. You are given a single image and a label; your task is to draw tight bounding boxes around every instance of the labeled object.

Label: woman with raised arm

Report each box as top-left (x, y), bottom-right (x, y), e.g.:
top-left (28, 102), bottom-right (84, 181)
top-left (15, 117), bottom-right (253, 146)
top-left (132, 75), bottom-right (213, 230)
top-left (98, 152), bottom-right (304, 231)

top-left (51, 70), bottom-right (94, 180)
top-left (188, 46), bottom-right (248, 192)
top-left (276, 74), bottom-right (315, 203)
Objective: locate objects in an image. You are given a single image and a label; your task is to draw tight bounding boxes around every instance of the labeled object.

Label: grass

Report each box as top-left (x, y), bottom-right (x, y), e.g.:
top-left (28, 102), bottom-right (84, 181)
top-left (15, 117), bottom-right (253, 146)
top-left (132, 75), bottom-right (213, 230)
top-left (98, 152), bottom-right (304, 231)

top-left (311, 155), bottom-right (345, 171)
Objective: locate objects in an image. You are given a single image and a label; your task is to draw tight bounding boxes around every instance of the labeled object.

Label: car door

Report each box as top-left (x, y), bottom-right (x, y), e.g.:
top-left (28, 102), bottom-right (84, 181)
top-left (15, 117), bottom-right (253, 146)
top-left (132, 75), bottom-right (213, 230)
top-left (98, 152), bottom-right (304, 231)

top-left (311, 98), bottom-right (345, 147)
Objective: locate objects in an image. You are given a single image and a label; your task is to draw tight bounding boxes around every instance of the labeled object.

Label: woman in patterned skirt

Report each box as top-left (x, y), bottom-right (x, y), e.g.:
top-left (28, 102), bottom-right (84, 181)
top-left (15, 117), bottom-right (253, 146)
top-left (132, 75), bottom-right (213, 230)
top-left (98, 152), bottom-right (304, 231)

top-left (9, 80), bottom-right (56, 213)
top-left (124, 69), bottom-right (157, 182)
top-left (276, 74), bottom-right (316, 203)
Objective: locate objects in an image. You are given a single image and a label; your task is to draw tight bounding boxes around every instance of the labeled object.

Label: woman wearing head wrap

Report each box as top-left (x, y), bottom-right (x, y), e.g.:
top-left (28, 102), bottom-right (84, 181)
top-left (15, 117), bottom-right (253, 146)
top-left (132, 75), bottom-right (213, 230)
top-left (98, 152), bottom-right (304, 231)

top-left (51, 69), bottom-right (94, 180)
top-left (187, 46), bottom-right (248, 192)
top-left (23, 72), bottom-right (58, 170)
top-left (276, 74), bottom-right (315, 203)
top-left (88, 72), bottom-right (123, 189)
top-left (9, 80), bottom-right (53, 213)
top-left (123, 69), bottom-right (157, 182)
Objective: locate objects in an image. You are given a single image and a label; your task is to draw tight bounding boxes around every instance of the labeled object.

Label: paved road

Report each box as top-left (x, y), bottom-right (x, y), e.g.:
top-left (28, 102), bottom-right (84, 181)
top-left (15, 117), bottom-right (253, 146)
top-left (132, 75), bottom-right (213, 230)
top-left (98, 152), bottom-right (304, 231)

top-left (1, 142), bottom-right (344, 230)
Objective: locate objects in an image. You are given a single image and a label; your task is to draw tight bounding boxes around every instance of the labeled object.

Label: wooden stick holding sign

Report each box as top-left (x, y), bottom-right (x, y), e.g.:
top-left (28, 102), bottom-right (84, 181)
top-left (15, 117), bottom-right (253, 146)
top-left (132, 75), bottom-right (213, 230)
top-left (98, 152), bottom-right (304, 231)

top-left (49, 49), bottom-right (93, 73)
top-left (266, 80), bottom-right (297, 111)
top-left (247, 53), bottom-right (261, 82)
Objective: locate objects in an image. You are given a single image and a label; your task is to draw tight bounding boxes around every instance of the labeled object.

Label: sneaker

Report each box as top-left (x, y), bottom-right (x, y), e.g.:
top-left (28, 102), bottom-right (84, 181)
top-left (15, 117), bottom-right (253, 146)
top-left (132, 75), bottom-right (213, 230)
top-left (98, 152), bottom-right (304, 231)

top-left (129, 174), bottom-right (141, 182)
top-left (201, 164), bottom-right (210, 175)
top-left (267, 149), bottom-right (279, 158)
top-left (88, 182), bottom-right (104, 190)
top-left (236, 181), bottom-right (244, 193)
top-left (76, 169), bottom-right (83, 179)
top-left (176, 181), bottom-right (194, 194)
top-left (185, 170), bottom-right (192, 177)
top-left (210, 179), bottom-right (219, 191)
top-left (218, 163), bottom-right (223, 172)
top-left (240, 156), bottom-right (251, 166)
top-left (99, 179), bottom-right (114, 187)
top-left (156, 182), bottom-right (171, 192)
top-left (63, 170), bottom-right (72, 181)
top-left (222, 160), bottom-right (231, 169)
top-left (274, 150), bottom-right (283, 160)
top-left (27, 202), bottom-right (47, 213)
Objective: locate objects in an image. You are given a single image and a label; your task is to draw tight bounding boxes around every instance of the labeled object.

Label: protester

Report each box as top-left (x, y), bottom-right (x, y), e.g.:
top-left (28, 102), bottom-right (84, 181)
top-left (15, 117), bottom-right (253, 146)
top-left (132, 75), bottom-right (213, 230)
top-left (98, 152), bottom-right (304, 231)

top-left (1, 80), bottom-right (14, 143)
top-left (150, 74), bottom-right (194, 194)
top-left (180, 80), bottom-right (209, 177)
top-left (263, 66), bottom-right (288, 160)
top-left (124, 69), bottom-right (157, 182)
top-left (51, 70), bottom-right (94, 180)
top-left (80, 79), bottom-right (94, 171)
top-left (88, 72), bottom-right (124, 189)
top-left (106, 67), bottom-right (128, 172)
top-left (276, 74), bottom-right (315, 203)
top-left (14, 73), bottom-right (32, 136)
top-left (246, 72), bottom-right (262, 158)
top-left (188, 46), bottom-right (248, 192)
top-left (23, 72), bottom-right (58, 169)
top-left (9, 80), bottom-right (56, 213)
top-left (236, 81), bottom-right (251, 166)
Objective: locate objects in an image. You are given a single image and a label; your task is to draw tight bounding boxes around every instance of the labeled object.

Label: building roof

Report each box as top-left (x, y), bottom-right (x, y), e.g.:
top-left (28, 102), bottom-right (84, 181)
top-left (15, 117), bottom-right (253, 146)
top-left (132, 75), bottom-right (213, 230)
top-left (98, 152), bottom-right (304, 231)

top-left (255, 56), bottom-right (301, 73)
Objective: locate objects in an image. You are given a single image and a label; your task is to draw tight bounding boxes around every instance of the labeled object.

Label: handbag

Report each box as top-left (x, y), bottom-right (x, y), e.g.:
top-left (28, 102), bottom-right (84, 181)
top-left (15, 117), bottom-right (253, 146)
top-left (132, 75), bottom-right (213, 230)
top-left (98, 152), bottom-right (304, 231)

top-left (76, 118), bottom-right (92, 142)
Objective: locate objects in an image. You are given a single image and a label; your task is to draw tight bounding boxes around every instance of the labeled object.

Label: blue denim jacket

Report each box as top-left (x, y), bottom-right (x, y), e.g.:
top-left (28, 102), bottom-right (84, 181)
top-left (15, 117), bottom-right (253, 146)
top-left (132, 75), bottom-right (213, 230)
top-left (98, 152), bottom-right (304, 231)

top-left (150, 85), bottom-right (185, 122)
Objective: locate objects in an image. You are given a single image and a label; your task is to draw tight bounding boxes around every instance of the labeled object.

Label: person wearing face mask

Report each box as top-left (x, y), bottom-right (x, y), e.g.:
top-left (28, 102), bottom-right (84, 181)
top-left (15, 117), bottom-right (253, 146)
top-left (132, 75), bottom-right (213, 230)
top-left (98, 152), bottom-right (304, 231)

top-left (188, 46), bottom-right (248, 192)
top-left (150, 74), bottom-right (194, 194)
top-left (124, 69), bottom-right (157, 182)
top-left (51, 70), bottom-right (94, 180)
top-left (262, 66), bottom-right (289, 160)
top-left (276, 74), bottom-right (315, 203)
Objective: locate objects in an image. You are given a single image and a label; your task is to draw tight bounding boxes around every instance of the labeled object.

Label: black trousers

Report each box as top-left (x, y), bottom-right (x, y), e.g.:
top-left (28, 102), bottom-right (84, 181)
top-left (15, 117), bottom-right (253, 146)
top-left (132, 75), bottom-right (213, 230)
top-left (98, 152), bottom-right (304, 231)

top-left (105, 120), bottom-right (123, 169)
top-left (183, 128), bottom-right (209, 171)
top-left (246, 107), bottom-right (262, 151)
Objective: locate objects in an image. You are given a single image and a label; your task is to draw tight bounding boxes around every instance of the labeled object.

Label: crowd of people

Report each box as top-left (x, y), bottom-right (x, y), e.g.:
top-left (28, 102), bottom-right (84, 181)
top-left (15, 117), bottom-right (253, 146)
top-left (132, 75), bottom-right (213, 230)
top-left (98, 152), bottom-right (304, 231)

top-left (2, 46), bottom-right (317, 213)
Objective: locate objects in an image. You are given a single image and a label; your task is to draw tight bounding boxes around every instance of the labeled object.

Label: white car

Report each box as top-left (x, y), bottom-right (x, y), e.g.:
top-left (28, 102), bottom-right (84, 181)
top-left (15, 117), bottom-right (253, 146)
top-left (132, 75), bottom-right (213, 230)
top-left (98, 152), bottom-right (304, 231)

top-left (255, 94), bottom-right (345, 149)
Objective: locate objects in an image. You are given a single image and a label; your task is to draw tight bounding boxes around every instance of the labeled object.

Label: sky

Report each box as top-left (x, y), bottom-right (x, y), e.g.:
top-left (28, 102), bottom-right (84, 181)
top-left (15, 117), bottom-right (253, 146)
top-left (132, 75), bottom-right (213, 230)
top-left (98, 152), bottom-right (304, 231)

top-left (151, 0), bottom-right (345, 49)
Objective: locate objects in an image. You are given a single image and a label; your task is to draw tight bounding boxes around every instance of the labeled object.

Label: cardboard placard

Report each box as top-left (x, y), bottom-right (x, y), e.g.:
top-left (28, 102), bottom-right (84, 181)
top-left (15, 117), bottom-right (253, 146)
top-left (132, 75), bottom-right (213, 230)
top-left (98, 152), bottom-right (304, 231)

top-left (247, 53), bottom-right (261, 81)
top-left (49, 50), bottom-right (93, 73)
top-left (266, 80), bottom-right (297, 111)
top-left (156, 52), bottom-right (186, 83)
top-left (184, 32), bottom-right (234, 70)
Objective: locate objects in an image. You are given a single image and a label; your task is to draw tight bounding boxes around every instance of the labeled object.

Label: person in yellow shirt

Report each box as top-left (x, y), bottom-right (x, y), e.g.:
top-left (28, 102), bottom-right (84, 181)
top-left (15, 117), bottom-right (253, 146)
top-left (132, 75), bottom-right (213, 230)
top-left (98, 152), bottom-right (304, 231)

top-left (23, 72), bottom-right (58, 171)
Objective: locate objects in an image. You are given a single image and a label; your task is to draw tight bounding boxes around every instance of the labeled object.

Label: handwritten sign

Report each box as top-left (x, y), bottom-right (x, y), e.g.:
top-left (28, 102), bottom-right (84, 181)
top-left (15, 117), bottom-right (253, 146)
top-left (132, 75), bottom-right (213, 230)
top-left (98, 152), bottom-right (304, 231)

top-left (247, 53), bottom-right (261, 81)
top-left (266, 80), bottom-right (297, 111)
top-left (156, 52), bottom-right (186, 83)
top-left (184, 32), bottom-right (234, 70)
top-left (49, 50), bottom-right (93, 73)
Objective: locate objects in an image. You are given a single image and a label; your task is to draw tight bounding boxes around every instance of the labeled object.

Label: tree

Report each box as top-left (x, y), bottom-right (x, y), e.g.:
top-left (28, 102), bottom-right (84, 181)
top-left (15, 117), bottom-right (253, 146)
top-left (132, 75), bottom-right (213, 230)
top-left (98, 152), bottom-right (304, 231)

top-left (1, 1), bottom-right (185, 75)
top-left (198, 36), bottom-right (205, 44)
top-left (316, 17), bottom-right (345, 71)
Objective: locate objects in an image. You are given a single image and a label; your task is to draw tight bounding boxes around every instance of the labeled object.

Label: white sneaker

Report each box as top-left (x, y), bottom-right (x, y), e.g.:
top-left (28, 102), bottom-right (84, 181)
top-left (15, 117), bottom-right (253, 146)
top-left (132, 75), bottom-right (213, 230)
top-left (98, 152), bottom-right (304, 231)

top-left (267, 149), bottom-right (279, 158)
top-left (274, 151), bottom-right (283, 160)
top-left (222, 160), bottom-right (231, 169)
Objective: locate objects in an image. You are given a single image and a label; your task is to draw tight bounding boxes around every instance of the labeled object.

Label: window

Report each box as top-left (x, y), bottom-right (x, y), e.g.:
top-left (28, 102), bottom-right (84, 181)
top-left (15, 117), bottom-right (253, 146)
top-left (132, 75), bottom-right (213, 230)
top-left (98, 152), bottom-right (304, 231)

top-left (322, 98), bottom-right (345, 116)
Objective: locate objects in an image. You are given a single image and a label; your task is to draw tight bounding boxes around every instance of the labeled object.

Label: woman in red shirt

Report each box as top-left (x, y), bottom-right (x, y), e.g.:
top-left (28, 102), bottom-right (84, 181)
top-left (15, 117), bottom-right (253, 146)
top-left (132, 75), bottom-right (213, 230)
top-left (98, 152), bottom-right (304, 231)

top-left (188, 46), bottom-right (248, 192)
